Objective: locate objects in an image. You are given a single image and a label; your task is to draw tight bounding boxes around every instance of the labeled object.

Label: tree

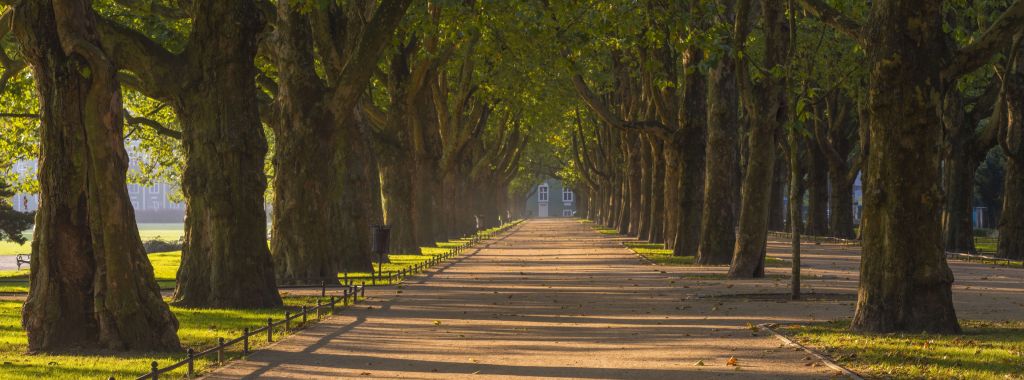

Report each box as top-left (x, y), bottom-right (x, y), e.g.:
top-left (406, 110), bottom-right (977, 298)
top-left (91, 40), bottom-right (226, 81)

top-left (13, 0), bottom-right (179, 351)
top-left (998, 33), bottom-right (1024, 260)
top-left (697, 0), bottom-right (743, 265)
top-left (270, 0), bottom-right (411, 284)
top-left (96, 0), bottom-right (282, 308)
top-left (730, 0), bottom-right (790, 278)
top-left (0, 180), bottom-right (33, 244)
top-left (800, 0), bottom-right (1024, 333)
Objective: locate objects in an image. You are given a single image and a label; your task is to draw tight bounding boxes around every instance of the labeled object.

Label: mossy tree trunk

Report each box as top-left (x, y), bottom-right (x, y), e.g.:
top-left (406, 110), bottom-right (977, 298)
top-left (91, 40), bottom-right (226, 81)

top-left (730, 0), bottom-right (787, 279)
top-left (675, 43), bottom-right (708, 257)
top-left (170, 1), bottom-right (280, 308)
top-left (647, 138), bottom-right (665, 243)
top-left (697, 0), bottom-right (741, 266)
top-left (999, 37), bottom-right (1024, 260)
top-left (849, 0), bottom-right (958, 334)
top-left (806, 144), bottom-right (829, 236)
top-left (637, 135), bottom-right (653, 240)
top-left (17, 0), bottom-right (179, 351)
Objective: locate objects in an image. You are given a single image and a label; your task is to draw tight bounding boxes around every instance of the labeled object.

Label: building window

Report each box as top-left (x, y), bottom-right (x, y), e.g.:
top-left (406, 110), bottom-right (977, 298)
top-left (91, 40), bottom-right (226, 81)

top-left (538, 184), bottom-right (548, 202)
top-left (562, 188), bottom-right (573, 202)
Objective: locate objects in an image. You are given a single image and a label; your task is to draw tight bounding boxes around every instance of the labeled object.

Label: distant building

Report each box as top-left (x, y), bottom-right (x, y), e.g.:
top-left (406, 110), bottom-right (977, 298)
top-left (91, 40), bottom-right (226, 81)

top-left (10, 154), bottom-right (186, 222)
top-left (524, 178), bottom-right (575, 218)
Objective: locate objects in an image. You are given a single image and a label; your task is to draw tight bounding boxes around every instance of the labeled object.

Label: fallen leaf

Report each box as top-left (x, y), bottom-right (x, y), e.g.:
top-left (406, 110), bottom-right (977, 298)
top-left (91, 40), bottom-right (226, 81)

top-left (726, 357), bottom-right (738, 366)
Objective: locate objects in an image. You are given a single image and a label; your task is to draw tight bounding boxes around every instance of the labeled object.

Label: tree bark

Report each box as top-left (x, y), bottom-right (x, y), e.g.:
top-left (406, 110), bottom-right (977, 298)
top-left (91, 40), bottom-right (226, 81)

top-left (662, 147), bottom-right (680, 248)
top-left (626, 135), bottom-right (642, 236)
top-left (828, 169), bottom-right (856, 239)
top-left (806, 144), bottom-right (829, 236)
top-left (638, 135), bottom-right (653, 240)
top-left (768, 157), bottom-right (787, 231)
top-left (17, 0), bottom-right (179, 351)
top-left (675, 44), bottom-right (708, 257)
top-left (171, 1), bottom-right (280, 308)
top-left (850, 0), bottom-right (960, 334)
top-left (999, 37), bottom-right (1024, 260)
top-left (730, 1), bottom-right (787, 278)
top-left (271, 4), bottom-right (347, 284)
top-left (378, 143), bottom-right (420, 253)
top-left (998, 157), bottom-right (1024, 259)
top-left (648, 138), bottom-right (665, 243)
top-left (697, 0), bottom-right (740, 266)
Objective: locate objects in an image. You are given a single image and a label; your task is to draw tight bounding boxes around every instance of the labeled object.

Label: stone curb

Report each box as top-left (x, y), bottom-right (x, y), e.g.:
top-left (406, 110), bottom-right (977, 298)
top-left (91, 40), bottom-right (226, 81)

top-left (757, 323), bottom-right (864, 380)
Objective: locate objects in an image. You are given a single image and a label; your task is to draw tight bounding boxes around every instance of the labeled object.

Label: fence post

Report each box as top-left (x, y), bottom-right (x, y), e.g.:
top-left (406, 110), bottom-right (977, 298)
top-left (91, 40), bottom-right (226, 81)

top-left (343, 287), bottom-right (349, 306)
top-left (267, 318), bottom-right (274, 342)
top-left (321, 280), bottom-right (326, 297)
top-left (243, 328), bottom-right (250, 355)
top-left (302, 306), bottom-right (307, 325)
top-left (317, 300), bottom-right (322, 319)
top-left (186, 348), bottom-right (195, 378)
top-left (361, 285), bottom-right (365, 298)
top-left (344, 272), bottom-right (349, 285)
top-left (150, 361), bottom-right (159, 380)
top-left (218, 337), bottom-right (225, 364)
top-left (330, 296), bottom-right (337, 314)
top-left (285, 312), bottom-right (291, 330)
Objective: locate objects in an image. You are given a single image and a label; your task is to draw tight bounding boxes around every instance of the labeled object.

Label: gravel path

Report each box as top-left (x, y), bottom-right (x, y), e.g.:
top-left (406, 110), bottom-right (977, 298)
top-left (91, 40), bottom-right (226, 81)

top-left (206, 219), bottom-right (841, 379)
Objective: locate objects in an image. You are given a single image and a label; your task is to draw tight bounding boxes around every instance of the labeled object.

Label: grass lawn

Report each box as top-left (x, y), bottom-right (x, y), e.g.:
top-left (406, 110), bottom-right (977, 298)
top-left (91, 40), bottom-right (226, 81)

top-left (0, 296), bottom-right (335, 380)
top-left (779, 320), bottom-right (1024, 380)
top-left (0, 224), bottom-right (185, 256)
top-left (622, 241), bottom-right (788, 267)
top-left (0, 221), bottom-right (517, 378)
top-left (0, 222), bottom-right (514, 292)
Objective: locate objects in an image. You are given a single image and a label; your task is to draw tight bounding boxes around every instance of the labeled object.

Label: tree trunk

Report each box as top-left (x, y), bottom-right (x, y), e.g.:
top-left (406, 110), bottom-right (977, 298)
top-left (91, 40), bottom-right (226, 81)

top-left (806, 145), bottom-right (829, 236)
top-left (730, 2), bottom-right (787, 278)
top-left (271, 5), bottom-right (346, 284)
top-left (999, 43), bottom-right (1024, 260)
top-left (942, 147), bottom-right (979, 253)
top-left (648, 138), bottom-right (665, 243)
top-left (768, 157), bottom-right (787, 231)
top-left (851, 0), bottom-right (959, 334)
top-left (18, 0), bottom-right (179, 351)
top-left (378, 144), bottom-right (420, 253)
top-left (172, 1), bottom-right (281, 308)
top-left (662, 147), bottom-right (681, 248)
top-left (997, 157), bottom-right (1024, 259)
top-left (627, 136), bottom-right (643, 236)
top-left (697, 0), bottom-right (739, 265)
top-left (638, 135), bottom-right (653, 240)
top-left (676, 45), bottom-right (708, 257)
top-left (828, 170), bottom-right (855, 239)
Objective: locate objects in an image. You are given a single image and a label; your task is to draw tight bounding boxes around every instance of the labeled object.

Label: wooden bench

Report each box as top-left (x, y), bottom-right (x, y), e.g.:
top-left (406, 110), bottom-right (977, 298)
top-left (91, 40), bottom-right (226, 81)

top-left (16, 254), bottom-right (30, 270)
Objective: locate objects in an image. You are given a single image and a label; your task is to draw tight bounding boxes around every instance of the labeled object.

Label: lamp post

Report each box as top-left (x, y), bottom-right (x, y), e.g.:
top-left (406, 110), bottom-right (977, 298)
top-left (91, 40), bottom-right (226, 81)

top-left (371, 225), bottom-right (391, 281)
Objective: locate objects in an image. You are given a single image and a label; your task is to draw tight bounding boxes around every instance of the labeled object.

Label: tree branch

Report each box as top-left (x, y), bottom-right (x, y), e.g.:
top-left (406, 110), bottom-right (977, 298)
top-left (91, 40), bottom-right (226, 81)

top-left (0, 112), bottom-right (39, 118)
top-left (328, 0), bottom-right (412, 118)
top-left (944, 0), bottom-right (1024, 80)
top-left (797, 0), bottom-right (864, 45)
top-left (125, 112), bottom-right (181, 139)
top-left (96, 15), bottom-right (183, 100)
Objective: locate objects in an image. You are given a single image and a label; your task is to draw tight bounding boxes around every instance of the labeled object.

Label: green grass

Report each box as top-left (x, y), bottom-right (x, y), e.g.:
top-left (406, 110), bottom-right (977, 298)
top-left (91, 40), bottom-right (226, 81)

top-left (780, 320), bottom-right (1024, 380)
top-left (0, 296), bottom-right (344, 380)
top-left (1, 223), bottom-right (185, 256)
top-left (0, 222), bottom-right (515, 292)
top-left (622, 241), bottom-right (788, 267)
top-left (0, 222), bottom-right (518, 378)
top-left (595, 228), bottom-right (620, 235)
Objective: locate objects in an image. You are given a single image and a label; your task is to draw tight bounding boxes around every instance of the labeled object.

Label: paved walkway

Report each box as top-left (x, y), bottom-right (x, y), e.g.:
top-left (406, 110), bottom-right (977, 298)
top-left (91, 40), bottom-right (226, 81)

top-left (208, 220), bottom-right (842, 379)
